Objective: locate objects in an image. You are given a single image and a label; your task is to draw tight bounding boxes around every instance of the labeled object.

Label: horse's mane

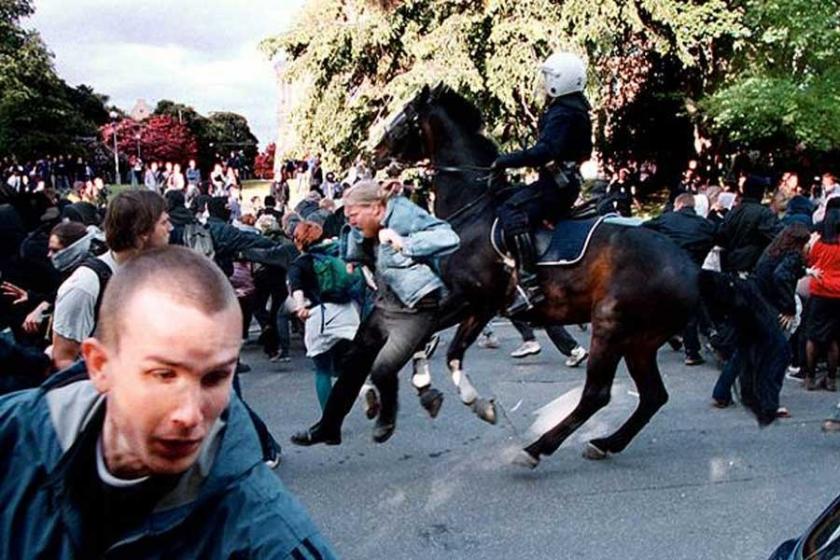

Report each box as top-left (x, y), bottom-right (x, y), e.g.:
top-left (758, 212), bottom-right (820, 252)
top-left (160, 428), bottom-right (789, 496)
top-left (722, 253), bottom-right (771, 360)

top-left (433, 88), bottom-right (499, 162)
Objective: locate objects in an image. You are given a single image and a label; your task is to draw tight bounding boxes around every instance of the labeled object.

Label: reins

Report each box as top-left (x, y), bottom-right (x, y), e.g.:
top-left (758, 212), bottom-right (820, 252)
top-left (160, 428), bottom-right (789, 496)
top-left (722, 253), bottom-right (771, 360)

top-left (418, 163), bottom-right (503, 226)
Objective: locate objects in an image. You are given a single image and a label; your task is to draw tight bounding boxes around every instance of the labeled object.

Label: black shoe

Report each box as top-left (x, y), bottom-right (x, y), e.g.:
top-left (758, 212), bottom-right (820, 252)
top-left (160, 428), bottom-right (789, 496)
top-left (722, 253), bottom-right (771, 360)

top-left (235, 361), bottom-right (252, 374)
top-left (264, 444), bottom-right (282, 469)
top-left (419, 387), bottom-right (444, 418)
top-left (372, 415), bottom-right (396, 443)
top-left (290, 424), bottom-right (341, 446)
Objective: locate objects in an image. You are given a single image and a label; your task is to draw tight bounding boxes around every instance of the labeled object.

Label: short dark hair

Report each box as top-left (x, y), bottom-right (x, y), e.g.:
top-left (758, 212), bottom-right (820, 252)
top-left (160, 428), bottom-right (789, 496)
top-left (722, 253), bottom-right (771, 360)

top-left (50, 221), bottom-right (88, 249)
top-left (821, 208), bottom-right (840, 245)
top-left (264, 195), bottom-right (276, 207)
top-left (104, 190), bottom-right (167, 252)
top-left (96, 245), bottom-right (239, 348)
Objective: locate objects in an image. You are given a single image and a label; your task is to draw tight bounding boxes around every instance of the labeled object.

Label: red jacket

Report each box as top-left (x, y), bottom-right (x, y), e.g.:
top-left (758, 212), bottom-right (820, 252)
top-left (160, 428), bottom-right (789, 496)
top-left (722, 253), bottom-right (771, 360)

top-left (809, 241), bottom-right (840, 298)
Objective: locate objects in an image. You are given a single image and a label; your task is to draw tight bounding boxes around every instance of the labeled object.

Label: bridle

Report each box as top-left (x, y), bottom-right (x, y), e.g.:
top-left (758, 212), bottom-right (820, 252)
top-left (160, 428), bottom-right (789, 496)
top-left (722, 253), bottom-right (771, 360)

top-left (376, 87), bottom-right (509, 225)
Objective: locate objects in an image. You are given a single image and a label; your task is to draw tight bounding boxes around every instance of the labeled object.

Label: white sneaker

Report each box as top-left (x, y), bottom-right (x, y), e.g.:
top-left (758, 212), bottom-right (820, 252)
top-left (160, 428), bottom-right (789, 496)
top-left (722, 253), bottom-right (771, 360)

top-left (565, 346), bottom-right (589, 367)
top-left (511, 340), bottom-right (541, 358)
top-left (478, 333), bottom-right (500, 349)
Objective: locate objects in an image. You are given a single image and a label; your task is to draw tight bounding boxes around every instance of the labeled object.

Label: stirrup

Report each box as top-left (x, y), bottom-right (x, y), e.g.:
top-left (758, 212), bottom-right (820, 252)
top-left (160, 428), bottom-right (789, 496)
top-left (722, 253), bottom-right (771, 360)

top-left (507, 284), bottom-right (544, 316)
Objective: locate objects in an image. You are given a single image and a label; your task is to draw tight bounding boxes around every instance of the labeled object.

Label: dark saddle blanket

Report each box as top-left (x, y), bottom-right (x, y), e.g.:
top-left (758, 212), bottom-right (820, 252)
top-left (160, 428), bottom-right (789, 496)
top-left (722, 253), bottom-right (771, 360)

top-left (493, 215), bottom-right (611, 266)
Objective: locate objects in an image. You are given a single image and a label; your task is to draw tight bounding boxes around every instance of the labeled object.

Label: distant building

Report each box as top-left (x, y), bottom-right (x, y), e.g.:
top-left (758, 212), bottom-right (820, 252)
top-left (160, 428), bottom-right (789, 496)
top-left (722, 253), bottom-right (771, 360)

top-left (130, 99), bottom-right (153, 121)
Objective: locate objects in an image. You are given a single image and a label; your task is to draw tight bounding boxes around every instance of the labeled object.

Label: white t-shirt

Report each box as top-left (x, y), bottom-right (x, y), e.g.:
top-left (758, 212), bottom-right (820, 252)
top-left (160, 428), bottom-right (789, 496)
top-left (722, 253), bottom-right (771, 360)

top-left (96, 436), bottom-right (149, 488)
top-left (53, 251), bottom-right (119, 343)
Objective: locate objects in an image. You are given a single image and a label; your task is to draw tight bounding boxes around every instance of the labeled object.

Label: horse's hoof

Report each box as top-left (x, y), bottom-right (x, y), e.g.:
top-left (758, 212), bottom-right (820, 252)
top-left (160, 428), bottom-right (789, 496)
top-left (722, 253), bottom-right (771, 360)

top-left (472, 398), bottom-right (497, 425)
top-left (582, 442), bottom-right (608, 461)
top-left (512, 449), bottom-right (540, 469)
top-left (419, 388), bottom-right (444, 419)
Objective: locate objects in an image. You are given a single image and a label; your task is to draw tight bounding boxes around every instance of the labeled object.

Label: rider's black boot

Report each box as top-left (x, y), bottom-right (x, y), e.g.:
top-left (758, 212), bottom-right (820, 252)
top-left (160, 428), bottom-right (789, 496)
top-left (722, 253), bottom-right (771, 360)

top-left (507, 234), bottom-right (545, 315)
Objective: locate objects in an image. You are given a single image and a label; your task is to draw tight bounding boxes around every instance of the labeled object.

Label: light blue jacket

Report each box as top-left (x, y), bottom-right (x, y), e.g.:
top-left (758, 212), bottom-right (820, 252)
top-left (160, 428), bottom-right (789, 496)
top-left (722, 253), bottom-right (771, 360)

top-left (0, 367), bottom-right (336, 559)
top-left (345, 196), bottom-right (460, 308)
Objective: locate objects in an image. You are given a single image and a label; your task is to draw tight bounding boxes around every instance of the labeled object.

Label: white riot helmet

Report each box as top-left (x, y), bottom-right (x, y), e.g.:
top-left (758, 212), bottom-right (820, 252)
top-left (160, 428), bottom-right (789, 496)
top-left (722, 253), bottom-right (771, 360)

top-left (540, 52), bottom-right (587, 98)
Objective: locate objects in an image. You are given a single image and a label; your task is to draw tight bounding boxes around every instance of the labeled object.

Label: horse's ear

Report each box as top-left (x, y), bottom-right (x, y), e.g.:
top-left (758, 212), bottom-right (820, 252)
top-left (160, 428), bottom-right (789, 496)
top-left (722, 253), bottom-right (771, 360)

top-left (430, 81), bottom-right (447, 99)
top-left (419, 84), bottom-right (430, 102)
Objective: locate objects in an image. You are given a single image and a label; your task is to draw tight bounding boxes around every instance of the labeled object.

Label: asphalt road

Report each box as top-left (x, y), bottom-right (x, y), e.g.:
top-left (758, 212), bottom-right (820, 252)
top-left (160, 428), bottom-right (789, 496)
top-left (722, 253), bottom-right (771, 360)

top-left (239, 321), bottom-right (840, 560)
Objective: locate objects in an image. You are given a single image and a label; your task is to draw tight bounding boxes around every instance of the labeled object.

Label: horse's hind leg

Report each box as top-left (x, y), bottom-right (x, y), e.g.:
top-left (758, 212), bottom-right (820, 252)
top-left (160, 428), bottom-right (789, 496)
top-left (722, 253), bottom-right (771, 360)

top-left (517, 336), bottom-right (621, 468)
top-left (446, 310), bottom-right (497, 424)
top-left (587, 344), bottom-right (668, 458)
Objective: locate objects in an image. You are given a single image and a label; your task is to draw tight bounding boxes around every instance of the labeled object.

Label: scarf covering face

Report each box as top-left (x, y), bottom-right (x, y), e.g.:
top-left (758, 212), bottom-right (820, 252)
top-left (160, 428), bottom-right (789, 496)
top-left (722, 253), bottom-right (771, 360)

top-left (50, 226), bottom-right (103, 272)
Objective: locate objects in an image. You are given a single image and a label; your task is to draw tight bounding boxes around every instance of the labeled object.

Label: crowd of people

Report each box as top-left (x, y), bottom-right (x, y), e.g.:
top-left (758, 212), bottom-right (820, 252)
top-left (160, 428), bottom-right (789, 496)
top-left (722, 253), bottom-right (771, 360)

top-left (0, 45), bottom-right (839, 553)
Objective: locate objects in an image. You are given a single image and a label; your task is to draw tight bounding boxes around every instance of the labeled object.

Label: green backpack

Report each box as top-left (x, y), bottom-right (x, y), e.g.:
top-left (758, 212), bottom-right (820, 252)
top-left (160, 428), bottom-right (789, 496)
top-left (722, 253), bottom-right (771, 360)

top-left (309, 243), bottom-right (362, 303)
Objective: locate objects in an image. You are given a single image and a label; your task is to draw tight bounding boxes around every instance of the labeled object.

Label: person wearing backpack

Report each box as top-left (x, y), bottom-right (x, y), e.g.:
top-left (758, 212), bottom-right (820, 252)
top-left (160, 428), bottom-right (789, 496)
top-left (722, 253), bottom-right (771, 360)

top-left (51, 191), bottom-right (172, 371)
top-left (292, 180), bottom-right (458, 446)
top-left (2, 222), bottom-right (106, 346)
top-left (289, 221), bottom-right (362, 410)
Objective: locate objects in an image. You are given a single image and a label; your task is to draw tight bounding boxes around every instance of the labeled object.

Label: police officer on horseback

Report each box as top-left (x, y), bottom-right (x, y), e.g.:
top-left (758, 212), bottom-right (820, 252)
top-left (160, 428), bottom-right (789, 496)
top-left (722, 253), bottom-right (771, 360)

top-left (492, 51), bottom-right (593, 315)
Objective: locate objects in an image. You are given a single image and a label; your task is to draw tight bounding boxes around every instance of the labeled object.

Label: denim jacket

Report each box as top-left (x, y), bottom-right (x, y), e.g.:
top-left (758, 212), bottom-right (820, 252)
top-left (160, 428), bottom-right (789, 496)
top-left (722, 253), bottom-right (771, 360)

top-left (344, 196), bottom-right (459, 308)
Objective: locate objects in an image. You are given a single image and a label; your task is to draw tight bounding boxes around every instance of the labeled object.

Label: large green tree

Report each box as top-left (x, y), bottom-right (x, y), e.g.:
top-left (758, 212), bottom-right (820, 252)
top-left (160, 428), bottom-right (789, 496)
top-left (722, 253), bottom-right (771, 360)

top-left (262, 0), bottom-right (742, 171)
top-left (205, 112), bottom-right (259, 165)
top-left (702, 0), bottom-right (840, 154)
top-left (153, 102), bottom-right (259, 168)
top-left (0, 0), bottom-right (110, 159)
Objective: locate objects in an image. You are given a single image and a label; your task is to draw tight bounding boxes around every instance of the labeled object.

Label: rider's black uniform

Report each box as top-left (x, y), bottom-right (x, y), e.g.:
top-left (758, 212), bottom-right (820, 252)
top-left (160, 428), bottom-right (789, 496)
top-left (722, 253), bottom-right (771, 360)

top-left (493, 91), bottom-right (592, 314)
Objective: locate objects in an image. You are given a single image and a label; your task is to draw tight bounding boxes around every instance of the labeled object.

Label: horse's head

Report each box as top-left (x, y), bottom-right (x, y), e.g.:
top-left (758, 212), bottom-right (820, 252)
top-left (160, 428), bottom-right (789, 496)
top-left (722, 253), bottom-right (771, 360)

top-left (370, 83), bottom-right (452, 169)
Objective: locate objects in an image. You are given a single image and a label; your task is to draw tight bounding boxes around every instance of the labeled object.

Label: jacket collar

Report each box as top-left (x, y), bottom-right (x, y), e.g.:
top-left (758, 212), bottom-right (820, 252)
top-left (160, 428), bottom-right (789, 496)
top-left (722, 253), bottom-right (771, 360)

top-left (38, 377), bottom-right (263, 532)
top-left (550, 92), bottom-right (591, 113)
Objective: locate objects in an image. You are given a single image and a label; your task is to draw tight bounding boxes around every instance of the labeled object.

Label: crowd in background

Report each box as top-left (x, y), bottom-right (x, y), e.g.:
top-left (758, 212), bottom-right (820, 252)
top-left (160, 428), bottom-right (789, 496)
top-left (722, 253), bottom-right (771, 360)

top-left (1, 149), bottom-right (840, 426)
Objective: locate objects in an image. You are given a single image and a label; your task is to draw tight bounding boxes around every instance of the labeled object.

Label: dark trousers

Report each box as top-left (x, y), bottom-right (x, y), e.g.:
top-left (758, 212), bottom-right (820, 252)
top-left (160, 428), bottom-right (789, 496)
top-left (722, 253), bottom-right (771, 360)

top-left (512, 319), bottom-right (578, 355)
top-left (319, 305), bottom-right (438, 432)
top-left (683, 313), bottom-right (701, 358)
top-left (253, 285), bottom-right (290, 356)
top-left (498, 174), bottom-right (579, 236)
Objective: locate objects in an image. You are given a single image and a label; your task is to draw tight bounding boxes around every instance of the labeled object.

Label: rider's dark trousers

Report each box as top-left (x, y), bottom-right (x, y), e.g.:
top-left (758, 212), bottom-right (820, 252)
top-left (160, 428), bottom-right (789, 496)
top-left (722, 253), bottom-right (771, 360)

top-left (497, 173), bottom-right (579, 236)
top-left (318, 304), bottom-right (438, 433)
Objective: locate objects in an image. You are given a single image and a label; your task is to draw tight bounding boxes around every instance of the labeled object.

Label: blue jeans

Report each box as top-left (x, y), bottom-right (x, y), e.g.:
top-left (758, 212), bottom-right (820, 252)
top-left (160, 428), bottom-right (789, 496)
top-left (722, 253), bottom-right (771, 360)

top-left (713, 351), bottom-right (740, 403)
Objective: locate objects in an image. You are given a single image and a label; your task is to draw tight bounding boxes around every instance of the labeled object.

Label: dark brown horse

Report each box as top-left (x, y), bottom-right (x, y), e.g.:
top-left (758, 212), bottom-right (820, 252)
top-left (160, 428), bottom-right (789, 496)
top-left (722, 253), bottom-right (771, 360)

top-left (371, 84), bottom-right (700, 468)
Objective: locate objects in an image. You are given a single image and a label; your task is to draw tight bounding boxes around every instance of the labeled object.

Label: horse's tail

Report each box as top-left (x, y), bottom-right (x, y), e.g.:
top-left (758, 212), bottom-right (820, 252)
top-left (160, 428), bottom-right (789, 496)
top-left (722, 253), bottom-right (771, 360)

top-left (697, 269), bottom-right (782, 426)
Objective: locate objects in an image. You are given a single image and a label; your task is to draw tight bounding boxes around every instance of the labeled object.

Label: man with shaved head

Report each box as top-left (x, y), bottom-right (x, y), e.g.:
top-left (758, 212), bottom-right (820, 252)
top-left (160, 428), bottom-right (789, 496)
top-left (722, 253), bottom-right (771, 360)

top-left (0, 246), bottom-right (335, 559)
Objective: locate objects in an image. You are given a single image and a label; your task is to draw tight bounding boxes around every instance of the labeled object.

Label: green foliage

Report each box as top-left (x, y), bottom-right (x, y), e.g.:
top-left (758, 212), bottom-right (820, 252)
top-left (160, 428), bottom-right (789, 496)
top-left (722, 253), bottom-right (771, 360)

top-left (153, 102), bottom-right (259, 167)
top-left (0, 0), bottom-right (109, 159)
top-left (703, 0), bottom-right (840, 151)
top-left (205, 112), bottom-right (259, 164)
top-left (263, 0), bottom-right (743, 168)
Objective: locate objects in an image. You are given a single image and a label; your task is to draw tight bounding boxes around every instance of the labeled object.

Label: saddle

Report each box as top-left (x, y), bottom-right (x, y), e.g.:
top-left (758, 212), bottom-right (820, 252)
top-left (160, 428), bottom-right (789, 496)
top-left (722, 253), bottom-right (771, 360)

top-left (491, 214), bottom-right (610, 267)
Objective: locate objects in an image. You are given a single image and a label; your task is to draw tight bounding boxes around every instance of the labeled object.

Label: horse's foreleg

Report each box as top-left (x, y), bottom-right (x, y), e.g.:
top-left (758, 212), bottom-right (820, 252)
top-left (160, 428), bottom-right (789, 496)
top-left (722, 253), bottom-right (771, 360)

top-left (516, 336), bottom-right (621, 468)
top-left (409, 334), bottom-right (445, 418)
top-left (447, 311), bottom-right (497, 424)
top-left (587, 344), bottom-right (668, 457)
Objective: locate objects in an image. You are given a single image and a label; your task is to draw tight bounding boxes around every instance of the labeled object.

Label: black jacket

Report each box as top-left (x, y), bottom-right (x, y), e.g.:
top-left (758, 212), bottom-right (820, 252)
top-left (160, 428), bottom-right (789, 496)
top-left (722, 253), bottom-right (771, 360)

top-left (781, 195), bottom-right (814, 229)
top-left (205, 217), bottom-right (274, 276)
top-left (495, 92), bottom-right (592, 170)
top-left (643, 207), bottom-right (717, 266)
top-left (716, 199), bottom-right (781, 273)
top-left (752, 251), bottom-right (805, 316)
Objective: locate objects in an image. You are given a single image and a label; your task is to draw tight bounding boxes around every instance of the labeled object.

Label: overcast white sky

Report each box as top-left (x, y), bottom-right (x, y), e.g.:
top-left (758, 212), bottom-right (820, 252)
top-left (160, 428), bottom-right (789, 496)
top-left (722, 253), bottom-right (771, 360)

top-left (27, 0), bottom-right (305, 148)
